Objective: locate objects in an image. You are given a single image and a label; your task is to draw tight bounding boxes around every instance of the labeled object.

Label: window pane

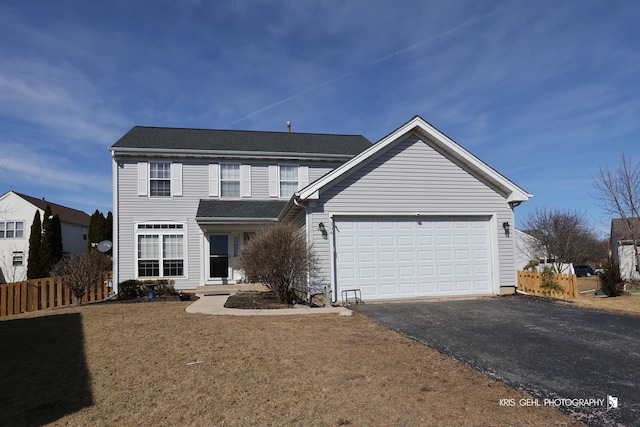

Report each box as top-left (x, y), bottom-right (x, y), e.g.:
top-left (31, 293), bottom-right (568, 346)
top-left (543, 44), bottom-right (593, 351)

top-left (150, 180), bottom-right (171, 197)
top-left (0, 222), bottom-right (4, 239)
top-left (163, 260), bottom-right (184, 276)
top-left (280, 181), bottom-right (298, 197)
top-left (221, 181), bottom-right (240, 197)
top-left (220, 164), bottom-right (240, 180)
top-left (6, 222), bottom-right (14, 238)
top-left (163, 235), bottom-right (183, 258)
top-left (280, 165), bottom-right (298, 181)
top-left (138, 235), bottom-right (159, 258)
top-left (15, 222), bottom-right (24, 238)
top-left (138, 260), bottom-right (159, 277)
top-left (150, 162), bottom-right (171, 179)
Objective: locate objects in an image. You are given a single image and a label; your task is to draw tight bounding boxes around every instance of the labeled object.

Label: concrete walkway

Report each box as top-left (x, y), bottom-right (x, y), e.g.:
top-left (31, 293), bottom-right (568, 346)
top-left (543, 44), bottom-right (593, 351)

top-left (186, 293), bottom-right (352, 316)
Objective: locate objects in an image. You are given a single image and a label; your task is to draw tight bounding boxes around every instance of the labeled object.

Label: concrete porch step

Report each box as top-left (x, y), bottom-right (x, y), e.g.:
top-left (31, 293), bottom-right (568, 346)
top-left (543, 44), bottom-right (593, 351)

top-left (194, 283), bottom-right (269, 297)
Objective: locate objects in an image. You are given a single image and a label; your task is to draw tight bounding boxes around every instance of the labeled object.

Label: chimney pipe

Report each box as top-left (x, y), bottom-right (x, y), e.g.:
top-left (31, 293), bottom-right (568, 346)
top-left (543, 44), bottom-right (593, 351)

top-left (287, 121), bottom-right (291, 133)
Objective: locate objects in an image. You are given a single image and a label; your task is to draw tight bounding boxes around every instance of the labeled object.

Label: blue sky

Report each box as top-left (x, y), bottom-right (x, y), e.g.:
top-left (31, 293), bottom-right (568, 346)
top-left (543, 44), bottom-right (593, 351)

top-left (1, 0), bottom-right (638, 236)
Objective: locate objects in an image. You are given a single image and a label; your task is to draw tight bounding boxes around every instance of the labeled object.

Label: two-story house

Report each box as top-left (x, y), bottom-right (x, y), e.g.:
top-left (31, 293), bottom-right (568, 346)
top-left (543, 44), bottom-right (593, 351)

top-left (110, 116), bottom-right (531, 301)
top-left (0, 191), bottom-right (91, 283)
top-left (109, 125), bottom-right (372, 292)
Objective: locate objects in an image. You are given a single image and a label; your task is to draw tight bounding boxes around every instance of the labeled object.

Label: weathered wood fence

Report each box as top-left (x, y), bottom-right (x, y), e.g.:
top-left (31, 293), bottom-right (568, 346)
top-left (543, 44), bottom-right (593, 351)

top-left (0, 273), bottom-right (112, 317)
top-left (517, 270), bottom-right (577, 299)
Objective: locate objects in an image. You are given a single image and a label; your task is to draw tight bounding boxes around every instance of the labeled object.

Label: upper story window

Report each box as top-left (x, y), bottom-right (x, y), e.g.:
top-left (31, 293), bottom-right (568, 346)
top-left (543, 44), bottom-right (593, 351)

top-left (0, 221), bottom-right (24, 239)
top-left (150, 162), bottom-right (171, 197)
top-left (220, 164), bottom-right (240, 197)
top-left (279, 165), bottom-right (298, 197)
top-left (139, 162), bottom-right (182, 198)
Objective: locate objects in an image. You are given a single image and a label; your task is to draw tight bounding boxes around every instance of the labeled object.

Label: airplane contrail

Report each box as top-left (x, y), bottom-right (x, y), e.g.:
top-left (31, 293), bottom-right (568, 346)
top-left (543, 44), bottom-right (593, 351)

top-left (229, 9), bottom-right (499, 126)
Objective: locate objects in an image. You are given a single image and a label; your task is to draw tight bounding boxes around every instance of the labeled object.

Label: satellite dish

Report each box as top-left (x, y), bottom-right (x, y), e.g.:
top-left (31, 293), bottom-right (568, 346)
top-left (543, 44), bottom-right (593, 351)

top-left (97, 240), bottom-right (113, 253)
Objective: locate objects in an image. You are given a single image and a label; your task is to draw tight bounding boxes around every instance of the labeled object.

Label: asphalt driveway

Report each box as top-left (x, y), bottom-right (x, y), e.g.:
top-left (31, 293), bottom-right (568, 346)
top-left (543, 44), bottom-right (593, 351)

top-left (352, 296), bottom-right (640, 427)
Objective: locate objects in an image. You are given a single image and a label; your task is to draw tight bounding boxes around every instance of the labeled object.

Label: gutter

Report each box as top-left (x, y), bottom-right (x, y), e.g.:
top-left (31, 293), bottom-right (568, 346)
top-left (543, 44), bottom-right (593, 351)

top-left (109, 147), bottom-right (354, 162)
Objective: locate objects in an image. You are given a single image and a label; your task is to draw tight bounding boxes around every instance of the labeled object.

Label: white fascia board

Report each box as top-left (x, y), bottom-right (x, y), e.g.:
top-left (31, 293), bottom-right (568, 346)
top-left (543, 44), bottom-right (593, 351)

top-left (109, 147), bottom-right (353, 162)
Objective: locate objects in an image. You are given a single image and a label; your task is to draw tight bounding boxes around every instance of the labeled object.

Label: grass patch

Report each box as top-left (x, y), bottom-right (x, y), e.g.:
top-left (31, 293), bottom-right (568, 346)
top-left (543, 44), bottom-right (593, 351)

top-left (0, 301), bottom-right (581, 426)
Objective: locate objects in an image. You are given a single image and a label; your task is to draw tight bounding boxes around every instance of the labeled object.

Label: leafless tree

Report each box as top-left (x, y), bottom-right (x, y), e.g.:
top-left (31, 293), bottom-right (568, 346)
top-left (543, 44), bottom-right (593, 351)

top-left (51, 251), bottom-right (112, 304)
top-left (237, 222), bottom-right (315, 304)
top-left (521, 207), bottom-right (598, 273)
top-left (593, 153), bottom-right (640, 274)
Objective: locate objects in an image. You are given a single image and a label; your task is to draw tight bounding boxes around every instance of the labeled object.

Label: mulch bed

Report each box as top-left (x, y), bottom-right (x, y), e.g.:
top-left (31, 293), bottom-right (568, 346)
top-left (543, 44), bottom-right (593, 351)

top-left (224, 291), bottom-right (294, 309)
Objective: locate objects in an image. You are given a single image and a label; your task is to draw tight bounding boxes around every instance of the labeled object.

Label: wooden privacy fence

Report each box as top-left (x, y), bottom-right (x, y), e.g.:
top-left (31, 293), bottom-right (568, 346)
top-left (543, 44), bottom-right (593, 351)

top-left (517, 270), bottom-right (577, 299)
top-left (0, 272), bottom-right (112, 318)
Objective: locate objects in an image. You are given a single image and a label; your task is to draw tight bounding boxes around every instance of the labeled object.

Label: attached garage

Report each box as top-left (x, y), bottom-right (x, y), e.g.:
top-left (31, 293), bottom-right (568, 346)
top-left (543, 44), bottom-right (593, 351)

top-left (284, 116), bottom-right (532, 302)
top-left (333, 216), bottom-right (494, 300)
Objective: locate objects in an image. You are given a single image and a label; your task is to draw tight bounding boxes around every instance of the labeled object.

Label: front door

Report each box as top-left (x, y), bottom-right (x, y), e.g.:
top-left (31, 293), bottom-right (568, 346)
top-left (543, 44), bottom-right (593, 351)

top-left (209, 235), bottom-right (229, 278)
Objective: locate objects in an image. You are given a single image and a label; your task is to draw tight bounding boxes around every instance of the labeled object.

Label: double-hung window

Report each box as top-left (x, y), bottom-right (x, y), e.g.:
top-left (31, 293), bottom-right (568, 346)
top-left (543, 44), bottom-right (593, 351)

top-left (137, 223), bottom-right (185, 278)
top-left (150, 162), bottom-right (171, 197)
top-left (220, 164), bottom-right (240, 197)
top-left (279, 165), bottom-right (298, 197)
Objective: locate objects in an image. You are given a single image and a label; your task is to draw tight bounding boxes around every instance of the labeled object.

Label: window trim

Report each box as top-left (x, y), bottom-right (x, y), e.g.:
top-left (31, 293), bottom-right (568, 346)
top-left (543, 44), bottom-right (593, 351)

top-left (135, 222), bottom-right (187, 279)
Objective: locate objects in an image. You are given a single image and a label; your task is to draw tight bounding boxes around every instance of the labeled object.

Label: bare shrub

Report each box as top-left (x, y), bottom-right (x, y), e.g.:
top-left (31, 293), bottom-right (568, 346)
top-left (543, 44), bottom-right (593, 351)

top-left (51, 251), bottom-right (112, 304)
top-left (237, 222), bottom-right (314, 304)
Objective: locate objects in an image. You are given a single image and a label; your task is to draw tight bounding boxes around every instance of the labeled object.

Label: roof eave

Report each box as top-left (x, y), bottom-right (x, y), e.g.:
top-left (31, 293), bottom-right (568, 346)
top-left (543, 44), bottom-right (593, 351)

top-left (109, 147), bottom-right (355, 162)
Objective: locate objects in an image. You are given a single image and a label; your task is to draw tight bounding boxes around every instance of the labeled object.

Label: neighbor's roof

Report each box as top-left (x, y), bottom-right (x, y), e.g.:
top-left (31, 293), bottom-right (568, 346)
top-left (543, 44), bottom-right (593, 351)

top-left (611, 217), bottom-right (640, 242)
top-left (110, 126), bottom-right (372, 157)
top-left (13, 192), bottom-right (91, 227)
top-left (196, 200), bottom-right (288, 222)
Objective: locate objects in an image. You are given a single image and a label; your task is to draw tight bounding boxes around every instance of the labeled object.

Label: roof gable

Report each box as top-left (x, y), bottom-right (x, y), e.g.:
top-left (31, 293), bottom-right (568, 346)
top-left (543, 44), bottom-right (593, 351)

top-left (296, 116), bottom-right (532, 204)
top-left (9, 192), bottom-right (91, 227)
top-left (110, 126), bottom-right (372, 157)
top-left (611, 217), bottom-right (640, 242)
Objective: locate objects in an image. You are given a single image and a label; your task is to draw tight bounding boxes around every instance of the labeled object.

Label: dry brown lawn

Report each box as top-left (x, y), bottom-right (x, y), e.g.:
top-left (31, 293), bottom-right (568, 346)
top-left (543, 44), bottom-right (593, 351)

top-left (563, 276), bottom-right (640, 316)
top-left (0, 300), bottom-right (583, 427)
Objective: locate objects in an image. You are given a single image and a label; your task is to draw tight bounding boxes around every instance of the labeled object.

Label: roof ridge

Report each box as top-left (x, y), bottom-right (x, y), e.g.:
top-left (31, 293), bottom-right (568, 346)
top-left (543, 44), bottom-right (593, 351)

top-left (130, 125), bottom-right (366, 138)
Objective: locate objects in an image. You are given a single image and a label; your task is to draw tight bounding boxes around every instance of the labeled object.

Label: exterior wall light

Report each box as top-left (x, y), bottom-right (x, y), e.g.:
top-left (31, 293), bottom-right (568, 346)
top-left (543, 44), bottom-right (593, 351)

top-left (502, 222), bottom-right (510, 231)
top-left (318, 222), bottom-right (326, 232)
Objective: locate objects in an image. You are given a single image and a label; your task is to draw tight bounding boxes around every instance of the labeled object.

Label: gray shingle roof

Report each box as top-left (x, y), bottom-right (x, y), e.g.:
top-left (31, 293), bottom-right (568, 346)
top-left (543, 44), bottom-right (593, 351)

top-left (111, 126), bottom-right (372, 155)
top-left (196, 200), bottom-right (288, 220)
top-left (611, 217), bottom-right (640, 242)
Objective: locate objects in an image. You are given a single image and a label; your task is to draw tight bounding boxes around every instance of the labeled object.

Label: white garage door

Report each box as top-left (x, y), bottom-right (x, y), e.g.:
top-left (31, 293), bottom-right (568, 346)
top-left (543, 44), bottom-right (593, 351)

top-left (334, 216), bottom-right (493, 300)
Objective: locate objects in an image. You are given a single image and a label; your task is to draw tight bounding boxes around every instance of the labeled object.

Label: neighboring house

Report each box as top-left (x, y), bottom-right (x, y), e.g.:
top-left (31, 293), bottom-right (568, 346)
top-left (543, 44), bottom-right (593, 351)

top-left (611, 217), bottom-right (640, 280)
top-left (110, 116), bottom-right (532, 301)
top-left (0, 191), bottom-right (91, 283)
top-left (513, 229), bottom-right (574, 274)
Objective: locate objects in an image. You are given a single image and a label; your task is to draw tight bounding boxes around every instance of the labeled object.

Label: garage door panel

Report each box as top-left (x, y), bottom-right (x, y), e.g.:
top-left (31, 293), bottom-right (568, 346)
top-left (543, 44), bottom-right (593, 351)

top-left (334, 216), bottom-right (492, 300)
